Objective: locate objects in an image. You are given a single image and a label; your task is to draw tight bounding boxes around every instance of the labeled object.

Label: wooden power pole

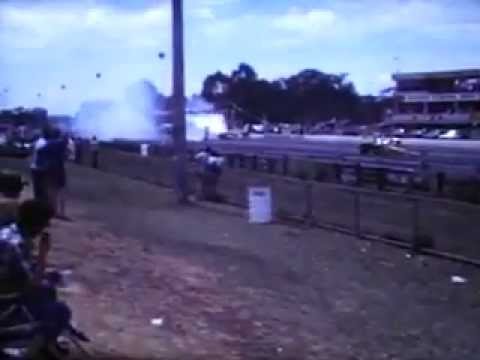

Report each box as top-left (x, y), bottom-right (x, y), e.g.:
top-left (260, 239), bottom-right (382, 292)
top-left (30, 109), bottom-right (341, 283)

top-left (172, 0), bottom-right (188, 203)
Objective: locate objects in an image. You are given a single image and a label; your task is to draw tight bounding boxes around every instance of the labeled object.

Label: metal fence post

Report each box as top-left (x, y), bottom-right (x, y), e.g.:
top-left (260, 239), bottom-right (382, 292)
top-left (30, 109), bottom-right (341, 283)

top-left (251, 155), bottom-right (258, 171)
top-left (239, 154), bottom-right (245, 168)
top-left (282, 155), bottom-right (289, 176)
top-left (227, 154), bottom-right (235, 168)
top-left (355, 164), bottom-right (363, 187)
top-left (353, 191), bottom-right (361, 238)
top-left (304, 182), bottom-right (314, 223)
top-left (436, 172), bottom-right (445, 196)
top-left (334, 164), bottom-right (342, 183)
top-left (268, 158), bottom-right (276, 174)
top-left (376, 168), bottom-right (386, 191)
top-left (411, 198), bottom-right (420, 253)
top-left (407, 174), bottom-right (414, 193)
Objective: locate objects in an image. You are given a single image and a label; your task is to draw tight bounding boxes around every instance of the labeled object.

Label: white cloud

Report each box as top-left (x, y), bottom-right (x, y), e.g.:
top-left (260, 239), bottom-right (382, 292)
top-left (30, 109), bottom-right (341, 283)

top-left (191, 7), bottom-right (215, 20)
top-left (0, 2), bottom-right (172, 113)
top-left (186, 0), bottom-right (239, 21)
top-left (0, 3), bottom-right (170, 50)
top-left (1, 0), bottom-right (480, 112)
top-left (201, 17), bottom-right (239, 39)
top-left (272, 7), bottom-right (336, 36)
top-left (193, 0), bottom-right (238, 6)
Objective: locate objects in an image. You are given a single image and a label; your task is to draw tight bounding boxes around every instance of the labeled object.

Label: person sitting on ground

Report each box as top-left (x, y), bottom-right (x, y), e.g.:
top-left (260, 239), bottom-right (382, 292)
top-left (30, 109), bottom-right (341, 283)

top-left (0, 199), bottom-right (71, 350)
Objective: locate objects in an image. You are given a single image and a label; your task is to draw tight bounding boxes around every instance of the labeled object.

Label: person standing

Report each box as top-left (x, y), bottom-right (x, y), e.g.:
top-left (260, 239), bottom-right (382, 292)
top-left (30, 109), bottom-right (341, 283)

top-left (194, 147), bottom-right (224, 202)
top-left (67, 134), bottom-right (76, 162)
top-left (90, 136), bottom-right (99, 169)
top-left (30, 127), bottom-right (52, 205)
top-left (47, 129), bottom-right (68, 219)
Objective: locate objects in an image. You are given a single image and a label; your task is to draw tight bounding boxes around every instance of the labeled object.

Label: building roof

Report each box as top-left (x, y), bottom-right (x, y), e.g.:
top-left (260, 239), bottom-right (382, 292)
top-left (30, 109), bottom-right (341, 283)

top-left (392, 69), bottom-right (480, 81)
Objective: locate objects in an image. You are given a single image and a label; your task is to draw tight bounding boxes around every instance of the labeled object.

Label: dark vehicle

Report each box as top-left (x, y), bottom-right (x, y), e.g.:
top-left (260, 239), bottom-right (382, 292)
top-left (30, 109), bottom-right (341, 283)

top-left (422, 129), bottom-right (444, 139)
top-left (218, 130), bottom-right (241, 140)
top-left (359, 136), bottom-right (402, 156)
top-left (0, 136), bottom-right (34, 158)
top-left (408, 128), bottom-right (428, 138)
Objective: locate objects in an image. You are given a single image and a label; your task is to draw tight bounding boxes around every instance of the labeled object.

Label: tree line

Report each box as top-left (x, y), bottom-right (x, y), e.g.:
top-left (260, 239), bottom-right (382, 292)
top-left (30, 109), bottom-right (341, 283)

top-left (201, 63), bottom-right (386, 126)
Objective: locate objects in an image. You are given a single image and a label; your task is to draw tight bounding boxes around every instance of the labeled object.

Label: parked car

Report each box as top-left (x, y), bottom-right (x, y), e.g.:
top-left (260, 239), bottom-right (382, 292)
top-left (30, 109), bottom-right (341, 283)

top-left (438, 129), bottom-right (469, 140)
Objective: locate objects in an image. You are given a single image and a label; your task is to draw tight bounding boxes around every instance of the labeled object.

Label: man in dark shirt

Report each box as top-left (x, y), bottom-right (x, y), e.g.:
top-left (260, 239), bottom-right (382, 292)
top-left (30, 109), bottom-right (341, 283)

top-left (0, 200), bottom-right (71, 347)
top-left (45, 128), bottom-right (68, 219)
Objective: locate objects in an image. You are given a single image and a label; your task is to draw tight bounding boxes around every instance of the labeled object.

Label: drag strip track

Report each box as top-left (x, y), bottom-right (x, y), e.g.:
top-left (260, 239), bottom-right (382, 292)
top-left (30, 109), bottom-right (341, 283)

top-left (200, 136), bottom-right (480, 177)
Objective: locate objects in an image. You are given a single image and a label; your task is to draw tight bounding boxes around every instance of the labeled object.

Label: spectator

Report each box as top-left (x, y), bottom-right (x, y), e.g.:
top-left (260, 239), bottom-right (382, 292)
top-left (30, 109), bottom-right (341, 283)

top-left (195, 147), bottom-right (224, 202)
top-left (30, 126), bottom-right (53, 205)
top-left (72, 136), bottom-right (82, 165)
top-left (90, 136), bottom-right (99, 169)
top-left (0, 199), bottom-right (71, 348)
top-left (67, 135), bottom-right (76, 162)
top-left (47, 129), bottom-right (68, 220)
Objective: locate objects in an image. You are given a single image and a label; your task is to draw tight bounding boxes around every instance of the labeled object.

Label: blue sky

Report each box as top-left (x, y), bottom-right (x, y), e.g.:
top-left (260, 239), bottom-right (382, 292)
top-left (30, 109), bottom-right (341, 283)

top-left (1, 0), bottom-right (479, 114)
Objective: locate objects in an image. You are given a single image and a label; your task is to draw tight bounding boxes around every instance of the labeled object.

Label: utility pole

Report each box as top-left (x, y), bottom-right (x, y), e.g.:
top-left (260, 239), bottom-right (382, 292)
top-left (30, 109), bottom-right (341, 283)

top-left (172, 0), bottom-right (188, 203)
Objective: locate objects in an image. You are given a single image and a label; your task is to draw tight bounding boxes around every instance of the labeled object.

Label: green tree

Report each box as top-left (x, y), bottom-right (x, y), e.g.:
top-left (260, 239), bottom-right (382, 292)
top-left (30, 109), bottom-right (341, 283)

top-left (201, 64), bottom-right (362, 125)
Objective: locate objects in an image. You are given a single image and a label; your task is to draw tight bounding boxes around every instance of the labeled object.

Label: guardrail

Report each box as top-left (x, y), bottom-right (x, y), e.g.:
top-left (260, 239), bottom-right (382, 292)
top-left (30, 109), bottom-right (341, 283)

top-left (77, 146), bottom-right (480, 266)
top-left (98, 140), bottom-right (480, 204)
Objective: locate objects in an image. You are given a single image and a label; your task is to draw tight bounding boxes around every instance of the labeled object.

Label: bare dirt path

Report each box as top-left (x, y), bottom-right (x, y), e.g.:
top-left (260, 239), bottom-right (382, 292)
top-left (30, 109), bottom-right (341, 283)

top-left (3, 159), bottom-right (480, 359)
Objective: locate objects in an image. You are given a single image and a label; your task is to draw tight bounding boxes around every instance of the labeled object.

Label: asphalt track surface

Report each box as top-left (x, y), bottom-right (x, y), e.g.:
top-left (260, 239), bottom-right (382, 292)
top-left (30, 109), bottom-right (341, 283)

top-left (205, 135), bottom-right (480, 176)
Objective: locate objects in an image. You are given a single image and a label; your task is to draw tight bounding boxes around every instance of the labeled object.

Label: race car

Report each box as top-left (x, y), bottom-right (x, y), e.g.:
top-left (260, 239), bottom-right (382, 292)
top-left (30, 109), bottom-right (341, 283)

top-left (359, 135), bottom-right (405, 156)
top-left (217, 130), bottom-right (243, 140)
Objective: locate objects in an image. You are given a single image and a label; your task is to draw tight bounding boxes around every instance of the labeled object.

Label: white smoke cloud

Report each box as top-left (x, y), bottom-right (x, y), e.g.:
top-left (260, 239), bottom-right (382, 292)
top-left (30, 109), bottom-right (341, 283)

top-left (73, 101), bottom-right (159, 140)
top-left (72, 83), bottom-right (227, 141)
top-left (186, 113), bottom-right (227, 141)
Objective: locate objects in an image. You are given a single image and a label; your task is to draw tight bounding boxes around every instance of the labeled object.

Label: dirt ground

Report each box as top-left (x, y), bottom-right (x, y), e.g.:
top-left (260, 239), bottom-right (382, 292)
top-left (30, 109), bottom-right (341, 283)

top-left (3, 159), bottom-right (480, 359)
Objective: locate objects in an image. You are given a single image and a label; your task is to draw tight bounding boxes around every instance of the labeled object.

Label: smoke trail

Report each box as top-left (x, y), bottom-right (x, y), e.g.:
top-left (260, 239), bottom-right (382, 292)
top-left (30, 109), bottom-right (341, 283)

top-left (72, 81), bottom-right (227, 141)
top-left (73, 80), bottom-right (160, 140)
top-left (186, 113), bottom-right (227, 141)
top-left (73, 100), bottom-right (159, 140)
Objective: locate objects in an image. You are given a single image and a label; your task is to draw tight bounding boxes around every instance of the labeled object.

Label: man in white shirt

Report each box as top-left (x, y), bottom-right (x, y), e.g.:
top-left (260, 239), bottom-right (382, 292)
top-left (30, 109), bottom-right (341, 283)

top-left (66, 136), bottom-right (76, 162)
top-left (30, 128), bottom-right (50, 203)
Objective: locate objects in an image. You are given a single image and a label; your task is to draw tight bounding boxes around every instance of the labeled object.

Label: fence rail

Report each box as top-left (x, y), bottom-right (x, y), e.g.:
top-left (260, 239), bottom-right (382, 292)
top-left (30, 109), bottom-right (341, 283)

top-left (83, 146), bottom-right (480, 266)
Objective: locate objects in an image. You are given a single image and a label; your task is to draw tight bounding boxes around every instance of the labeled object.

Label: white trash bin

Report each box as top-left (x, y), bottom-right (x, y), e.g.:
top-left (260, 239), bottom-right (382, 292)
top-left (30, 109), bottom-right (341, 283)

top-left (248, 187), bottom-right (272, 224)
top-left (140, 144), bottom-right (150, 157)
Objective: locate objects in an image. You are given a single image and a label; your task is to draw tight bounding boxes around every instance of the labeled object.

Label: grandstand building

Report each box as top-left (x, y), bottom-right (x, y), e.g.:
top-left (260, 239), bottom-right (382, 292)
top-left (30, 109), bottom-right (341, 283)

top-left (384, 69), bottom-right (480, 127)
